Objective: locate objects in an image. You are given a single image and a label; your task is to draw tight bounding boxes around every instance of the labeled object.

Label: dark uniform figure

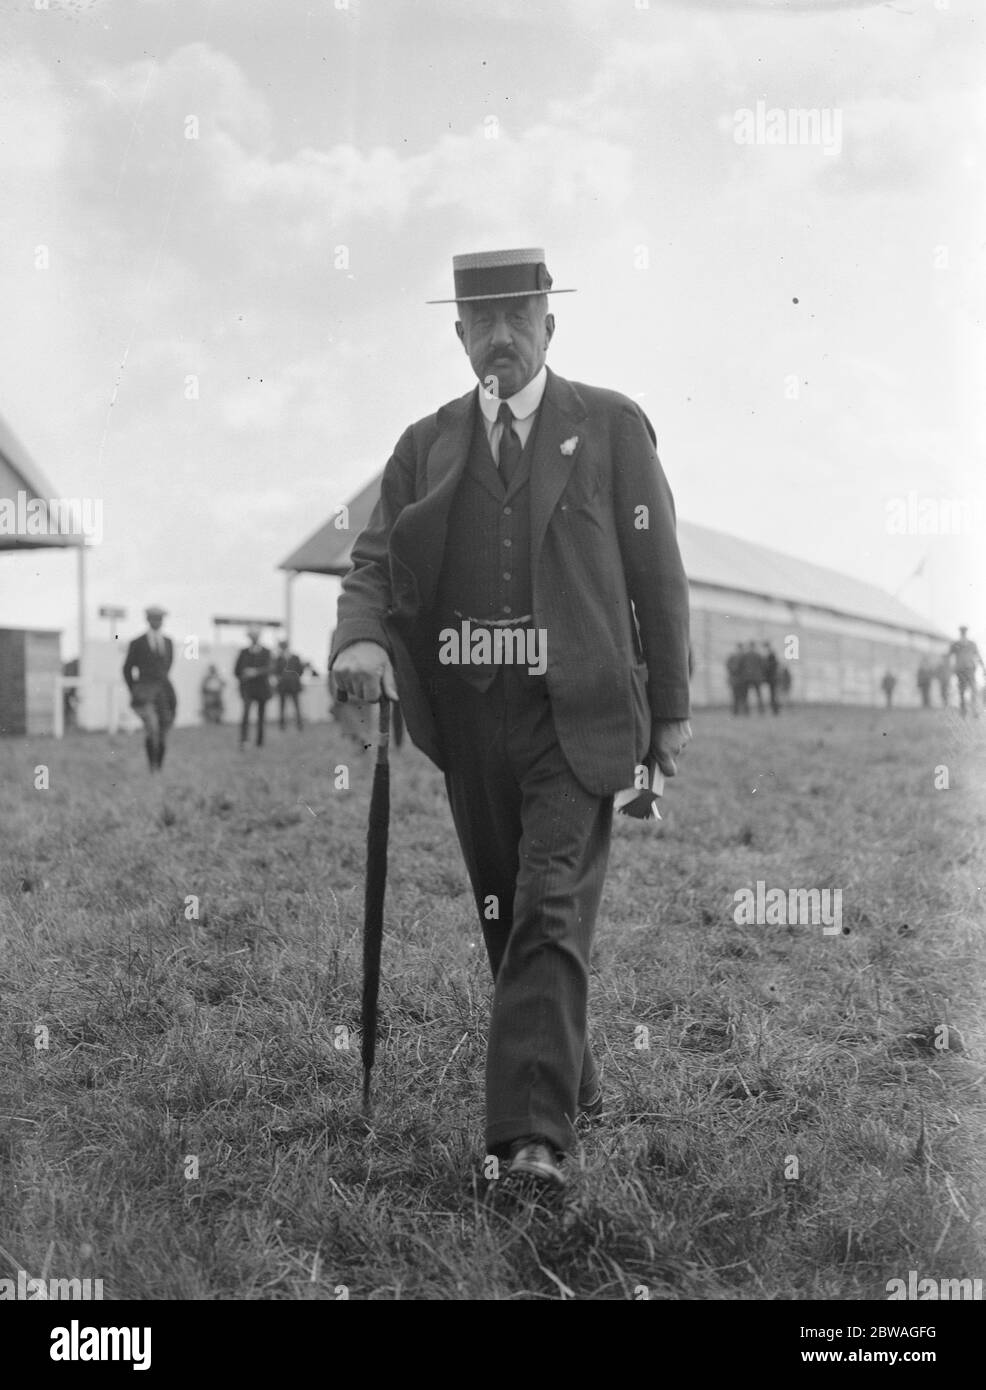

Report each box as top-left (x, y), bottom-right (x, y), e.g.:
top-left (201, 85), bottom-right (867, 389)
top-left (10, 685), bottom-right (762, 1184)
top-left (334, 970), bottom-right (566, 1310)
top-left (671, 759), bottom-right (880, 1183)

top-left (880, 670), bottom-right (897, 709)
top-left (762, 642), bottom-right (780, 714)
top-left (949, 626), bottom-right (984, 718)
top-left (739, 642), bottom-right (764, 714)
top-left (235, 627), bottom-right (272, 747)
top-left (726, 644), bottom-right (743, 715)
top-left (122, 604), bottom-right (177, 771)
top-left (916, 657), bottom-right (934, 709)
top-left (273, 640), bottom-right (306, 730)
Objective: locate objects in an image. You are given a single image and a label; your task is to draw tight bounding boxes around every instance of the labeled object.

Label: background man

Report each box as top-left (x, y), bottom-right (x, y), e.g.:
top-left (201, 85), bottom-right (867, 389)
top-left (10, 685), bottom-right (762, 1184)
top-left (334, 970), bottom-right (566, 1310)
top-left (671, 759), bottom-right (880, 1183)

top-left (739, 641), bottom-right (764, 714)
top-left (949, 625), bottom-right (984, 718)
top-left (200, 664), bottom-right (226, 724)
top-left (762, 641), bottom-right (780, 715)
top-left (916, 655), bottom-right (934, 709)
top-left (234, 626), bottom-right (272, 748)
top-left (935, 650), bottom-right (952, 708)
top-left (273, 638), bottom-right (308, 730)
top-left (330, 247), bottom-right (691, 1193)
top-left (726, 643), bottom-right (743, 715)
top-left (122, 604), bottom-right (176, 771)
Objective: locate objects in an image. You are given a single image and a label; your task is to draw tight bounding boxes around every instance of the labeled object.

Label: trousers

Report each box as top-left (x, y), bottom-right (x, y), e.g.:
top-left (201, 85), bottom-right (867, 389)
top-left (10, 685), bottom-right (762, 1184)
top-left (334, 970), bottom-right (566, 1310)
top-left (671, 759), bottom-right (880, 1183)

top-left (132, 684), bottom-right (174, 769)
top-left (432, 667), bottom-right (612, 1157)
top-left (240, 695), bottom-right (267, 745)
top-left (278, 690), bottom-right (303, 729)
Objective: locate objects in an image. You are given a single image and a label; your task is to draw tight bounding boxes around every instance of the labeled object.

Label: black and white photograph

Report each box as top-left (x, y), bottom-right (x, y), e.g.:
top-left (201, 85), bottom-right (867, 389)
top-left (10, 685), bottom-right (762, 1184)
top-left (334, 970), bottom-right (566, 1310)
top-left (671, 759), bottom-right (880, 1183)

top-left (1, 0), bottom-right (983, 1339)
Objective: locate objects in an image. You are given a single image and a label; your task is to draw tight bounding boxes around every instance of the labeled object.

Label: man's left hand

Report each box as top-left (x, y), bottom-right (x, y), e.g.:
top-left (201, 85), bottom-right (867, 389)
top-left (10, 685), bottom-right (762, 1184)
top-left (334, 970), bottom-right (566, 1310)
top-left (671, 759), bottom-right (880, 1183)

top-left (651, 719), bottom-right (692, 777)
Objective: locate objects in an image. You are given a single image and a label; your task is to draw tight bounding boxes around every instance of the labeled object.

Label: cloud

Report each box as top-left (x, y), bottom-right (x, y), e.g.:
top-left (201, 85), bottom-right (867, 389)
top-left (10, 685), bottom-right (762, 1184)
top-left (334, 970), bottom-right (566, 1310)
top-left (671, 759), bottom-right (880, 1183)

top-left (0, 50), bottom-right (68, 177)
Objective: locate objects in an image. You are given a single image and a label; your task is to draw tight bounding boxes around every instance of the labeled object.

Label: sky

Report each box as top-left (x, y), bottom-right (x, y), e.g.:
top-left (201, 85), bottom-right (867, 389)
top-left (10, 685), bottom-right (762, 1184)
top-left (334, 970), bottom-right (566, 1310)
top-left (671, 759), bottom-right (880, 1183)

top-left (0, 0), bottom-right (983, 669)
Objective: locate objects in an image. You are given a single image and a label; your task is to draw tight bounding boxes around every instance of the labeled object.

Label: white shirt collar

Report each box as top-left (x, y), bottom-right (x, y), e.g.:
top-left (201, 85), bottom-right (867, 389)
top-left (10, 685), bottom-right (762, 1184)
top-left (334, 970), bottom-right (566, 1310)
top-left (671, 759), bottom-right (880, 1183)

top-left (478, 364), bottom-right (548, 424)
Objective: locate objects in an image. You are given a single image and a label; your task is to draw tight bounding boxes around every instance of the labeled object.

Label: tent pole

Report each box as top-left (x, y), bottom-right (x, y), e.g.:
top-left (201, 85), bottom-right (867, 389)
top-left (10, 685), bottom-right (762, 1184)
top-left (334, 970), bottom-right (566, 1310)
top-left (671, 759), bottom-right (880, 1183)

top-left (77, 544), bottom-right (87, 683)
top-left (285, 571), bottom-right (296, 646)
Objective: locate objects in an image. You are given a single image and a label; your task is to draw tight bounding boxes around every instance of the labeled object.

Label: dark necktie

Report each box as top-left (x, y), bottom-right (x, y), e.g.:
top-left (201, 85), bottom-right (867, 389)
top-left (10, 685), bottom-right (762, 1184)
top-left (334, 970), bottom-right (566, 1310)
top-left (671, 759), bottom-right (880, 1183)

top-left (496, 401), bottom-right (521, 489)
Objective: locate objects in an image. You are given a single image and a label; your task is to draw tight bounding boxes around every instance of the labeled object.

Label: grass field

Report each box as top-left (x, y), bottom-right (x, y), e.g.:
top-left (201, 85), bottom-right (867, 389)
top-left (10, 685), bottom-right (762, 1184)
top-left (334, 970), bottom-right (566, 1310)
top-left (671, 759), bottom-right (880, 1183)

top-left (1, 703), bottom-right (984, 1301)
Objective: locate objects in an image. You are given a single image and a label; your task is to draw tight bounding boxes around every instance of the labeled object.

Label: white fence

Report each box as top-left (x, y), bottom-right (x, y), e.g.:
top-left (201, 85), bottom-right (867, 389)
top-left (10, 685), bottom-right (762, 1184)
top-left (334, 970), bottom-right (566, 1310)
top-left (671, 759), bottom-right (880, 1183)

top-left (60, 639), bottom-right (327, 735)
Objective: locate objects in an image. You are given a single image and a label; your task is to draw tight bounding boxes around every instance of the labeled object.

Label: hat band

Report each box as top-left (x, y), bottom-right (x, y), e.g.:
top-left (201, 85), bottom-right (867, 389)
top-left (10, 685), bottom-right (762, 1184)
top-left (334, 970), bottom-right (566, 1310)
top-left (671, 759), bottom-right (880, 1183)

top-left (453, 262), bottom-right (551, 300)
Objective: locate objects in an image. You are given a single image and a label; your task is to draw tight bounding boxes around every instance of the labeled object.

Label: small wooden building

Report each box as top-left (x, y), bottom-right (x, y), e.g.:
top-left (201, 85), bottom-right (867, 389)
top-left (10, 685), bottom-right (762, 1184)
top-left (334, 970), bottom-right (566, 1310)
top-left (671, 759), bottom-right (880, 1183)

top-left (0, 628), bottom-right (62, 735)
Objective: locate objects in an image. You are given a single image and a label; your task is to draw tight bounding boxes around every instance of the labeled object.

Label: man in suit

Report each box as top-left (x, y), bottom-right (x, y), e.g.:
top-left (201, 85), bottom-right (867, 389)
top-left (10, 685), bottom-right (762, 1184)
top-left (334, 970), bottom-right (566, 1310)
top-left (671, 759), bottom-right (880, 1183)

top-left (949, 625), bottom-right (984, 718)
top-left (740, 641), bottom-right (765, 714)
top-left (273, 639), bottom-right (307, 730)
top-left (234, 627), bottom-right (272, 748)
top-left (330, 248), bottom-right (692, 1192)
top-left (726, 643), bottom-right (744, 715)
top-left (762, 642), bottom-right (780, 715)
top-left (122, 604), bottom-right (177, 771)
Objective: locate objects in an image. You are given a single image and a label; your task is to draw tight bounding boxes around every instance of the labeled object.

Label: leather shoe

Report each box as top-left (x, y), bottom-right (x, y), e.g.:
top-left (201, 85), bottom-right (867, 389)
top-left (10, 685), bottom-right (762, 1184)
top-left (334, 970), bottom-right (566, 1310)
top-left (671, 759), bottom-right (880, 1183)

top-left (507, 1138), bottom-right (566, 1189)
top-left (578, 1089), bottom-right (604, 1123)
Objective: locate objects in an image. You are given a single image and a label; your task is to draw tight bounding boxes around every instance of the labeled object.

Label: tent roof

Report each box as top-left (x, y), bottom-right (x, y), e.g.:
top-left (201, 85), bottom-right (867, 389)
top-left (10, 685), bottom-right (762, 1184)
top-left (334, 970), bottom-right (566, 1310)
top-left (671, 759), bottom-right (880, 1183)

top-left (678, 522), bottom-right (943, 638)
top-left (281, 470), bottom-right (943, 639)
top-left (0, 411), bottom-right (82, 552)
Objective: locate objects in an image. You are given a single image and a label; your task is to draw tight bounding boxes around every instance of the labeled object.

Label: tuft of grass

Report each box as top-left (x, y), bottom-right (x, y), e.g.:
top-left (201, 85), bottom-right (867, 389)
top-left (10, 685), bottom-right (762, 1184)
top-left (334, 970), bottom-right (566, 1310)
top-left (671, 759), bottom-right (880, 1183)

top-left (0, 706), bottom-right (983, 1299)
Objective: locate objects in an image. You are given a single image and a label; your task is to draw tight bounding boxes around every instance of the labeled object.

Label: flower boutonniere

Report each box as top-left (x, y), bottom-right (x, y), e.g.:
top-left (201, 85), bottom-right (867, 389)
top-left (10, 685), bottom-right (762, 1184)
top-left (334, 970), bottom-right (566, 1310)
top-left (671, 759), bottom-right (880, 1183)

top-left (560, 435), bottom-right (579, 456)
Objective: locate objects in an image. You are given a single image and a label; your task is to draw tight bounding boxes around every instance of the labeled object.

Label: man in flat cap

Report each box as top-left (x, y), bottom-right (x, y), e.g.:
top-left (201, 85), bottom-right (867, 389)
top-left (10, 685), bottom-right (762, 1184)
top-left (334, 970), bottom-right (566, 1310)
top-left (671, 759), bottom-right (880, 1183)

top-left (122, 605), bottom-right (177, 772)
top-left (330, 248), bottom-right (691, 1192)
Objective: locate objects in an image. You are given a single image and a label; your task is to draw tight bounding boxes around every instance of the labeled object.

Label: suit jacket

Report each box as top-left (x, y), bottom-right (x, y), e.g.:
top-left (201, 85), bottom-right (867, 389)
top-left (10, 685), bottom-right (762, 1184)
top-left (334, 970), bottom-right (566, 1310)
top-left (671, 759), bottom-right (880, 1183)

top-left (330, 368), bottom-right (691, 795)
top-left (235, 645), bottom-right (272, 700)
top-left (273, 653), bottom-right (305, 694)
top-left (123, 633), bottom-right (176, 710)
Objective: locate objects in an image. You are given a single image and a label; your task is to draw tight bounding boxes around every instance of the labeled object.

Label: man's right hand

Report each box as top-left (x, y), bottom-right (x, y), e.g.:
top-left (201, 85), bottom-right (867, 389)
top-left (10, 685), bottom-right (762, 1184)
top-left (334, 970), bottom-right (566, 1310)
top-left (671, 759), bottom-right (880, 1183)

top-left (330, 641), bottom-right (399, 704)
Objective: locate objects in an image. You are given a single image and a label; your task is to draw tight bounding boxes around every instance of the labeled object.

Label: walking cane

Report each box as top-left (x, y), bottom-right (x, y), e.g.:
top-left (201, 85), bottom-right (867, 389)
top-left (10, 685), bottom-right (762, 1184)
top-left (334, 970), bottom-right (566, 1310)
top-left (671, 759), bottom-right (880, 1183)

top-left (360, 695), bottom-right (391, 1112)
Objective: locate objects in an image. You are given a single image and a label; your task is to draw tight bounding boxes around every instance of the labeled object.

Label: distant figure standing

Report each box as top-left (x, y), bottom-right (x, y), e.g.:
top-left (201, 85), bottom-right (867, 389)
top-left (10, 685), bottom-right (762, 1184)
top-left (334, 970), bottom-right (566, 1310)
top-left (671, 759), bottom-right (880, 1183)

top-left (122, 604), bottom-right (177, 772)
top-left (235, 627), bottom-right (272, 747)
top-left (273, 639), bottom-right (307, 730)
top-left (726, 644), bottom-right (743, 715)
top-left (201, 665), bottom-right (226, 724)
top-left (740, 642), bottom-right (765, 714)
top-left (949, 625), bottom-right (984, 718)
top-left (880, 670), bottom-right (897, 709)
top-left (916, 656), bottom-right (934, 709)
top-left (762, 642), bottom-right (780, 715)
top-left (778, 663), bottom-right (792, 706)
top-left (935, 651), bottom-right (952, 708)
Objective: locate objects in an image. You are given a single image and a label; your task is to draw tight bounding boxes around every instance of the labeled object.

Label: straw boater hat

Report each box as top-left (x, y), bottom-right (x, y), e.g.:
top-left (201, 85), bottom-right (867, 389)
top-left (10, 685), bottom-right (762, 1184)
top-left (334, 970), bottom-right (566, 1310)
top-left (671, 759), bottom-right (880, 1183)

top-left (427, 247), bottom-right (576, 304)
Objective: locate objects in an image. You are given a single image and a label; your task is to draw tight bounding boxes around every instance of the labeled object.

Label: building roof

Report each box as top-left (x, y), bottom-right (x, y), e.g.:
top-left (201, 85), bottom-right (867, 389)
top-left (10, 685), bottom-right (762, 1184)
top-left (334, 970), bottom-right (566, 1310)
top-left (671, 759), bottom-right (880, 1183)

top-left (280, 471), bottom-right (942, 639)
top-left (0, 410), bottom-right (82, 552)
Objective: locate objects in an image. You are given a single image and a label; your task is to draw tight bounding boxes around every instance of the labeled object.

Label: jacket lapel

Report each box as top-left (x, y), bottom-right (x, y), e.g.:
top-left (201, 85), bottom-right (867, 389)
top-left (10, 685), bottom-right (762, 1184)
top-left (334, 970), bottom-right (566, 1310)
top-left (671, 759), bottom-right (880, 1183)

top-left (530, 369), bottom-right (588, 567)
